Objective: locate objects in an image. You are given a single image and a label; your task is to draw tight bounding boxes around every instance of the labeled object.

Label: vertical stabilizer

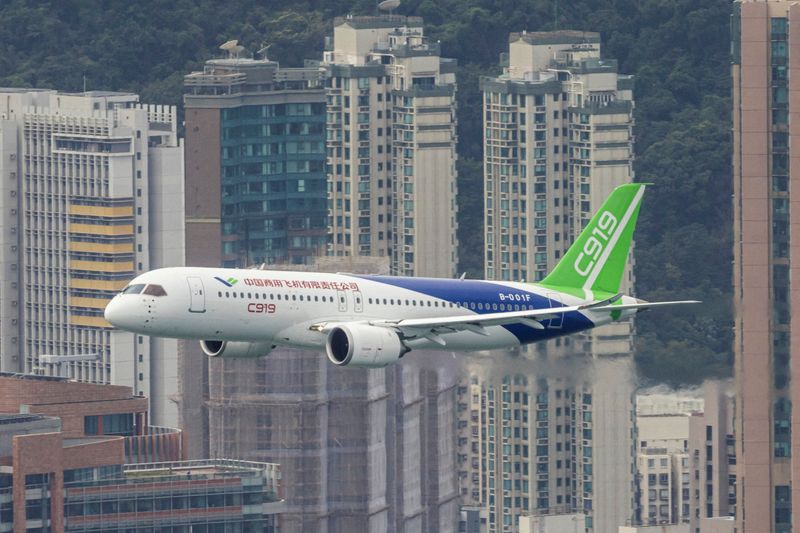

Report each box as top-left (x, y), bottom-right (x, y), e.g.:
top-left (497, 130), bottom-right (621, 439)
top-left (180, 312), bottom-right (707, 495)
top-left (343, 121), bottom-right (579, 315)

top-left (540, 183), bottom-right (645, 296)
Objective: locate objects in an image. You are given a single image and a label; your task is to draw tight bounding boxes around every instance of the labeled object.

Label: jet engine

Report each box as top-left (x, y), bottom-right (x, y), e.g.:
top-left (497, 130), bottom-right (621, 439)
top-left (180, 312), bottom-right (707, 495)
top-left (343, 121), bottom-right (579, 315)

top-left (200, 340), bottom-right (275, 358)
top-left (325, 324), bottom-right (409, 367)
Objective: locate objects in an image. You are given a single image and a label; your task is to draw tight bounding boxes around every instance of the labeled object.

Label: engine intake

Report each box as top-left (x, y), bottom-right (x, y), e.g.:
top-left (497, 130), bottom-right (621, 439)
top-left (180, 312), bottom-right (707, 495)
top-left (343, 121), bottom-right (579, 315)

top-left (325, 324), bottom-right (409, 367)
top-left (200, 340), bottom-right (275, 359)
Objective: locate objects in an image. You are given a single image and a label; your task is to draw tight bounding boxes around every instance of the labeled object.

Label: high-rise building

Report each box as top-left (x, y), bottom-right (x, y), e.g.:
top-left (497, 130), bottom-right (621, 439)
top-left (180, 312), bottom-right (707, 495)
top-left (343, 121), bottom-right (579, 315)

top-left (732, 2), bottom-right (799, 532)
top-left (457, 357), bottom-right (636, 533)
top-left (458, 31), bottom-right (637, 533)
top-left (687, 382), bottom-right (736, 532)
top-left (0, 89), bottom-right (183, 427)
top-left (481, 30), bottom-right (634, 285)
top-left (634, 383), bottom-right (736, 532)
top-left (636, 410), bottom-right (692, 526)
top-left (206, 256), bottom-right (460, 533)
top-left (184, 52), bottom-right (328, 268)
top-left (182, 52), bottom-right (327, 457)
top-left (323, 15), bottom-right (458, 277)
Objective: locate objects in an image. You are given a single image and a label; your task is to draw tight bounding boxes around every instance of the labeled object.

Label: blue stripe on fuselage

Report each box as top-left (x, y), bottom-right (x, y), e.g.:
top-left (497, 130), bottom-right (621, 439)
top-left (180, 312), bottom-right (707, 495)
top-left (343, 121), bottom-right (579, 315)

top-left (356, 275), bottom-right (594, 345)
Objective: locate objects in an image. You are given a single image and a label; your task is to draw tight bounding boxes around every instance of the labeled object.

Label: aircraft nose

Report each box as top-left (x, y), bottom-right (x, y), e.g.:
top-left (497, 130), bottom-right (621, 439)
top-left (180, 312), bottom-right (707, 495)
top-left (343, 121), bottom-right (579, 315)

top-left (104, 297), bottom-right (124, 327)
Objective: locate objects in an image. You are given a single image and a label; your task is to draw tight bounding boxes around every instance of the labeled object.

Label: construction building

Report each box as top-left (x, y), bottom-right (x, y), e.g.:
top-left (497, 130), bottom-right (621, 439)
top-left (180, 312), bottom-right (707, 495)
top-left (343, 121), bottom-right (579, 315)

top-left (206, 256), bottom-right (459, 533)
top-left (182, 49), bottom-right (327, 458)
top-left (0, 88), bottom-right (183, 427)
top-left (732, 2), bottom-right (800, 532)
top-left (323, 14), bottom-right (458, 277)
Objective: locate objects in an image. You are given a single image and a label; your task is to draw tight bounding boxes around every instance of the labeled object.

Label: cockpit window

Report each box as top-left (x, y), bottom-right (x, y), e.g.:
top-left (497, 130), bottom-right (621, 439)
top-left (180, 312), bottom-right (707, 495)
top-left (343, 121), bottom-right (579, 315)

top-left (121, 284), bottom-right (146, 295)
top-left (143, 284), bottom-right (167, 297)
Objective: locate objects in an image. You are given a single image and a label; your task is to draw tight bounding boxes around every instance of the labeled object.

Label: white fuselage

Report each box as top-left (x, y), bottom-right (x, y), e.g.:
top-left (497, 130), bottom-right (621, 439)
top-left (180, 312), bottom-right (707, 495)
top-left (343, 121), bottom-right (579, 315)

top-left (104, 267), bottom-right (634, 354)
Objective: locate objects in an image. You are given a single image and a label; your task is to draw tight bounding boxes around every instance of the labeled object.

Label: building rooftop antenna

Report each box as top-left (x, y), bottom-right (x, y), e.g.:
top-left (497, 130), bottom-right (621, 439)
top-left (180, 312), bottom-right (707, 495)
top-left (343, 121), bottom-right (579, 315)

top-left (219, 39), bottom-right (246, 60)
top-left (257, 43), bottom-right (272, 61)
top-left (378, 0), bottom-right (401, 15)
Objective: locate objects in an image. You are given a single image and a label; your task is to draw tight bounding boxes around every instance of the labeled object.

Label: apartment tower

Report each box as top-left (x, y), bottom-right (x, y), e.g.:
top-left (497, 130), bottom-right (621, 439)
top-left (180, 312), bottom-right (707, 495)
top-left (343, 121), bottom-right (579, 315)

top-left (733, 1), bottom-right (799, 532)
top-left (458, 31), bottom-right (637, 533)
top-left (0, 89), bottom-right (183, 427)
top-left (323, 15), bottom-right (458, 277)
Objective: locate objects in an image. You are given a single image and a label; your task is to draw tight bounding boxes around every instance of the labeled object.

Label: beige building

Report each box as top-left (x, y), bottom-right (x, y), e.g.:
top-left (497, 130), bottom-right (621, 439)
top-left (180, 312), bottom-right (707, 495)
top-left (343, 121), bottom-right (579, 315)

top-left (732, 2), bottom-right (798, 532)
top-left (636, 414), bottom-right (692, 526)
top-left (635, 383), bottom-right (735, 532)
top-left (458, 31), bottom-right (637, 533)
top-left (0, 89), bottom-right (183, 427)
top-left (324, 15), bottom-right (458, 277)
top-left (457, 356), bottom-right (636, 533)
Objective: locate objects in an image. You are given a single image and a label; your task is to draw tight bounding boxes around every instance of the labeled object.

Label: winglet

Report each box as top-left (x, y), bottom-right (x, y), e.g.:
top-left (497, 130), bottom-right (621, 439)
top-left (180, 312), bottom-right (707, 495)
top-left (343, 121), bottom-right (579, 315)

top-left (541, 183), bottom-right (645, 295)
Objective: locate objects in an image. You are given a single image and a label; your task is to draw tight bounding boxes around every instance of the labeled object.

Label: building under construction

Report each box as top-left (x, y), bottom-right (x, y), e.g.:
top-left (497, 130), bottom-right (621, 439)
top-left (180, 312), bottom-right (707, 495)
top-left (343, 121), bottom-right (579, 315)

top-left (206, 257), bottom-right (460, 532)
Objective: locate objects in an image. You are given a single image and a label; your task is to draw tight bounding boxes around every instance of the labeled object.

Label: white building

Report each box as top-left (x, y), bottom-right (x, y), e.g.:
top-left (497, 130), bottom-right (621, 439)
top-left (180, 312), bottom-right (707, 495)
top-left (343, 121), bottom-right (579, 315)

top-left (0, 89), bottom-right (183, 426)
top-left (324, 15), bottom-right (458, 277)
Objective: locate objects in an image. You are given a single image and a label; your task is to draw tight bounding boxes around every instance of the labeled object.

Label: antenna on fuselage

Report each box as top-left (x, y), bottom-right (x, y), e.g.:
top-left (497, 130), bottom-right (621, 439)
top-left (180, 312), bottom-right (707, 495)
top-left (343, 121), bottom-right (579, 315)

top-left (459, 272), bottom-right (467, 280)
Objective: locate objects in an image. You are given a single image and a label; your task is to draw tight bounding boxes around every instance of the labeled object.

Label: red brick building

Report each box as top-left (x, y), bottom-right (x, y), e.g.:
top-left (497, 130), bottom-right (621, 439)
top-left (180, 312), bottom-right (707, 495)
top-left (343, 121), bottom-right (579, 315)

top-left (0, 372), bottom-right (182, 463)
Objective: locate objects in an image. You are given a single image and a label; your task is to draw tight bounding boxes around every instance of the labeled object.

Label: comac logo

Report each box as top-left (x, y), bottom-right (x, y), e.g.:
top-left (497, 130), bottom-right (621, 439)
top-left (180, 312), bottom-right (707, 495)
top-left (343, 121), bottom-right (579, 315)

top-left (214, 276), bottom-right (238, 287)
top-left (573, 211), bottom-right (618, 277)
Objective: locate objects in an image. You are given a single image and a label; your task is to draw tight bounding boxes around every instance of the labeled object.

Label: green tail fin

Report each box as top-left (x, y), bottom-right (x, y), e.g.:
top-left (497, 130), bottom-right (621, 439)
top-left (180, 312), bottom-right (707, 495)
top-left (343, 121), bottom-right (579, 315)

top-left (540, 183), bottom-right (646, 295)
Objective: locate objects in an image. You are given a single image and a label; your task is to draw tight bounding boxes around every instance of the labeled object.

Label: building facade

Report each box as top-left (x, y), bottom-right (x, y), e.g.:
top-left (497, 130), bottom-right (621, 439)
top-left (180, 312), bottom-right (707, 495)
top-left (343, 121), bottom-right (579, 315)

top-left (182, 53), bottom-right (328, 458)
top-left (0, 413), bottom-right (281, 533)
top-left (634, 383), bottom-right (736, 533)
top-left (457, 357), bottom-right (636, 533)
top-left (184, 55), bottom-right (328, 268)
top-left (732, 2), bottom-right (800, 532)
top-left (0, 372), bottom-right (183, 464)
top-left (323, 15), bottom-right (458, 277)
top-left (206, 257), bottom-right (459, 533)
top-left (0, 89), bottom-right (183, 427)
top-left (458, 31), bottom-right (637, 533)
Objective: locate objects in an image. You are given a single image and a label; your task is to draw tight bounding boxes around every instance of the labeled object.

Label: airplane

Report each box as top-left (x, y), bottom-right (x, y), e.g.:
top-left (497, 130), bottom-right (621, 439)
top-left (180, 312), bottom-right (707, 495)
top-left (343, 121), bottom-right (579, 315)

top-left (104, 183), bottom-right (699, 367)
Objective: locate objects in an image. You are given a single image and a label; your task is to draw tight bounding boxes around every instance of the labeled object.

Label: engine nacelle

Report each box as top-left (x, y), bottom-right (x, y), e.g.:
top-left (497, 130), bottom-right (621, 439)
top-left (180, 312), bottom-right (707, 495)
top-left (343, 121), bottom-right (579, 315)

top-left (325, 324), bottom-right (409, 368)
top-left (200, 340), bottom-right (275, 359)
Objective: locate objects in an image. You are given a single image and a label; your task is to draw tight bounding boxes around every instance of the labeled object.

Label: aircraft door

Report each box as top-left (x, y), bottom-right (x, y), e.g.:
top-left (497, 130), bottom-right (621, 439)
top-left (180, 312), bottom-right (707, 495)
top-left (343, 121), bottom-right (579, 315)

top-left (187, 277), bottom-right (206, 313)
top-left (337, 290), bottom-right (348, 312)
top-left (353, 290), bottom-right (364, 313)
top-left (545, 292), bottom-right (564, 329)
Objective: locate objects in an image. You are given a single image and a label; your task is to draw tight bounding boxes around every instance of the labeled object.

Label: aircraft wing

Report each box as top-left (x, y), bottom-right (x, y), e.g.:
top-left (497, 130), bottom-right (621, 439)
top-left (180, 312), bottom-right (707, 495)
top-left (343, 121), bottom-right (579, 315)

top-left (366, 294), bottom-right (627, 336)
top-left (310, 297), bottom-right (700, 343)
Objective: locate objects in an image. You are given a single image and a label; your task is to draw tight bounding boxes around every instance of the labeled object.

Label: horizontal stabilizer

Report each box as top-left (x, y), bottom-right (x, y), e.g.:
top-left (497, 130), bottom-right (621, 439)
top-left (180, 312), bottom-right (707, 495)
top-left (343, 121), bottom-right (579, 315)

top-left (588, 300), bottom-right (701, 313)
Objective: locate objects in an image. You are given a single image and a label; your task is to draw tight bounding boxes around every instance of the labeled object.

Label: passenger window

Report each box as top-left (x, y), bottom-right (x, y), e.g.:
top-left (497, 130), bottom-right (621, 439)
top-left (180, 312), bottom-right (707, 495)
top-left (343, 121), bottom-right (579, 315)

top-left (248, 293), bottom-right (252, 299)
top-left (143, 284), bottom-right (167, 297)
top-left (121, 284), bottom-right (145, 295)
top-left (225, 292), bottom-right (230, 298)
top-left (233, 292), bottom-right (237, 298)
top-left (218, 292), bottom-right (222, 297)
